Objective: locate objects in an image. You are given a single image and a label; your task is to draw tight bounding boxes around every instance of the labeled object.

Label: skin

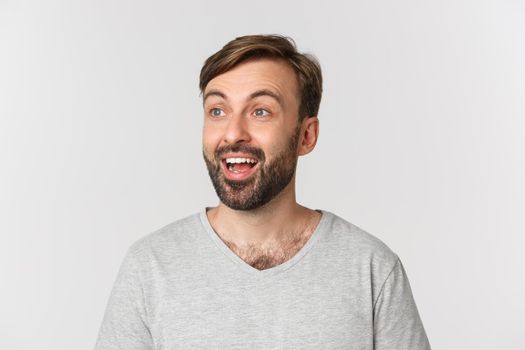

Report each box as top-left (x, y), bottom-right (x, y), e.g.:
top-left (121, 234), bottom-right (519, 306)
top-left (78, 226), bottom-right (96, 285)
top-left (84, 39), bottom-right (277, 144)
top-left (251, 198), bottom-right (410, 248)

top-left (202, 57), bottom-right (321, 267)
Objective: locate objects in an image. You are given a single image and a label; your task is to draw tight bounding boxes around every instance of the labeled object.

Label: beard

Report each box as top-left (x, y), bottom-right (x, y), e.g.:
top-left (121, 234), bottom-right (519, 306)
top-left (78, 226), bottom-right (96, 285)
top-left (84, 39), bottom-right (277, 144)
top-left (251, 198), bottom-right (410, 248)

top-left (203, 126), bottom-right (301, 211)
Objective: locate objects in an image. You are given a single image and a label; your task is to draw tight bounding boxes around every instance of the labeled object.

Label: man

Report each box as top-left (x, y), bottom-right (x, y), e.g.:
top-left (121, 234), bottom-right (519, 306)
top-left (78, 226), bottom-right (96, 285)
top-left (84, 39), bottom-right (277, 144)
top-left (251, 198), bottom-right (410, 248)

top-left (95, 34), bottom-right (431, 349)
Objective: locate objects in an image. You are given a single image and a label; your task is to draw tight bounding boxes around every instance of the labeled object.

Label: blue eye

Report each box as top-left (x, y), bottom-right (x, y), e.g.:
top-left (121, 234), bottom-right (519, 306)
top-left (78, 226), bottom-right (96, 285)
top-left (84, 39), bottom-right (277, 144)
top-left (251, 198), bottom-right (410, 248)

top-left (210, 108), bottom-right (225, 117)
top-left (254, 108), bottom-right (270, 118)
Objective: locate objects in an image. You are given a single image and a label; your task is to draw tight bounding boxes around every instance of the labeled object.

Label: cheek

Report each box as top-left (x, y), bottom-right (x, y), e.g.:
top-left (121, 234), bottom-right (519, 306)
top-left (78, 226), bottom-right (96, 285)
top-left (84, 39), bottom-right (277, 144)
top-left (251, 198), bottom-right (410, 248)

top-left (260, 134), bottom-right (289, 159)
top-left (202, 126), bottom-right (221, 150)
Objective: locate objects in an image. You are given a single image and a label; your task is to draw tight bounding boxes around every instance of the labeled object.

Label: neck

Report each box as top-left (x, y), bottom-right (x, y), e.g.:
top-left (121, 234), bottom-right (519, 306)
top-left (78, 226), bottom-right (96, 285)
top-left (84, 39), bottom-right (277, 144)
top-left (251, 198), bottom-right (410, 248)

top-left (206, 178), bottom-right (320, 247)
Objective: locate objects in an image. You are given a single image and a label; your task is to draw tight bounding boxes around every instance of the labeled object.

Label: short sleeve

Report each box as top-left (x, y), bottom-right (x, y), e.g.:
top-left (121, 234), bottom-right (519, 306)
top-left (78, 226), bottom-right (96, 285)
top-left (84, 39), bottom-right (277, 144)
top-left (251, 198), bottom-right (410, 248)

top-left (94, 247), bottom-right (155, 350)
top-left (373, 258), bottom-right (431, 350)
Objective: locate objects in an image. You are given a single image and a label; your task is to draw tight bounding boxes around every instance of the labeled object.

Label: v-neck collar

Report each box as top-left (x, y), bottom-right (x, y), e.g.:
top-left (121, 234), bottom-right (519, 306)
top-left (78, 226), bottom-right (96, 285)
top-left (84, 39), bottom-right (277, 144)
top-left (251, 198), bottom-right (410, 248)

top-left (199, 207), bottom-right (331, 278)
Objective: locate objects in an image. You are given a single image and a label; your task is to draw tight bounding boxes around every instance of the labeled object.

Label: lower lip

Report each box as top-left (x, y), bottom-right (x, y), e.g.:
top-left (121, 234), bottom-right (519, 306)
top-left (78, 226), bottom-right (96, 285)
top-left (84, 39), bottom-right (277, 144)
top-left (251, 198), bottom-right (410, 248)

top-left (221, 160), bottom-right (259, 181)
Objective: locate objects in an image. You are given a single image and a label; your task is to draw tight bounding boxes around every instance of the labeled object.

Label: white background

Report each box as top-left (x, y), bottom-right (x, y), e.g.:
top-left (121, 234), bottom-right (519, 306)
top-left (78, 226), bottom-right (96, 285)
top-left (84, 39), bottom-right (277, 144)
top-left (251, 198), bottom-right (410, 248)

top-left (1, 0), bottom-right (524, 349)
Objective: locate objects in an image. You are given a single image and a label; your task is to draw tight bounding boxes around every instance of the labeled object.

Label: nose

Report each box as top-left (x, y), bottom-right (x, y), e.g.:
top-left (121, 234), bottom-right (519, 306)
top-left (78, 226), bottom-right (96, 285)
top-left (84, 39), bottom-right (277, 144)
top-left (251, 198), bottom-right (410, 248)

top-left (223, 113), bottom-right (251, 145)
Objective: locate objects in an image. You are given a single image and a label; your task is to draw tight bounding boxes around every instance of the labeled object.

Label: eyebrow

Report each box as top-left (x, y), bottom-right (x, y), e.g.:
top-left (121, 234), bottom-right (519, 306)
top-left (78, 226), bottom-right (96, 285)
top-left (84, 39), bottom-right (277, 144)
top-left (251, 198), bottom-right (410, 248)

top-left (249, 89), bottom-right (284, 107)
top-left (203, 89), bottom-right (284, 108)
top-left (203, 90), bottom-right (226, 103)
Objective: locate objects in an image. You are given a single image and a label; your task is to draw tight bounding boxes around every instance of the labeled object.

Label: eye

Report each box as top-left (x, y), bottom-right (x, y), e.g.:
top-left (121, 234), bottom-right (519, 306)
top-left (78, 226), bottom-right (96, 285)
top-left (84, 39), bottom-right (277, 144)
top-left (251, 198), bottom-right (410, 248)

top-left (209, 108), bottom-right (226, 118)
top-left (253, 108), bottom-right (270, 118)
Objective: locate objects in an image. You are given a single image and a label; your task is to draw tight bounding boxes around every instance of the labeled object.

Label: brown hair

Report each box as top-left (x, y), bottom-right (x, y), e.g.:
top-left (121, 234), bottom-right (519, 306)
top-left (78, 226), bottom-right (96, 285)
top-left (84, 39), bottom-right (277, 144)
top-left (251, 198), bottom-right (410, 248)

top-left (199, 34), bottom-right (322, 121)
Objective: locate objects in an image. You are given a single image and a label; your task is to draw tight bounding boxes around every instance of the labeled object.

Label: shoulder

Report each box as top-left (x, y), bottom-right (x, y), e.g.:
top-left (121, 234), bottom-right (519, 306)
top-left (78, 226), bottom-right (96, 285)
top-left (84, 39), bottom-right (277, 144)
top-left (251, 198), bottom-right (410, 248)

top-left (125, 212), bottom-right (202, 265)
top-left (322, 210), bottom-right (397, 258)
top-left (320, 209), bottom-right (400, 275)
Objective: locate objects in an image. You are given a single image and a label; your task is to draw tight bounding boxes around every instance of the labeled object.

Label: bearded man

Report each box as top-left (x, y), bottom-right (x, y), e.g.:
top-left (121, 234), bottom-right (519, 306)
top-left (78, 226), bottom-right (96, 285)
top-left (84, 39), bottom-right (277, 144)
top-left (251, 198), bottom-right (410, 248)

top-left (95, 34), bottom-right (431, 349)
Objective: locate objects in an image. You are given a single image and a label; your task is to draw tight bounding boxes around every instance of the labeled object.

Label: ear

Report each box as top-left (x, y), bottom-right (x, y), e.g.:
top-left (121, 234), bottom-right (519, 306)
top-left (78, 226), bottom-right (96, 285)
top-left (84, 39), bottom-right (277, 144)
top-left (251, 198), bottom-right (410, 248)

top-left (297, 116), bottom-right (319, 156)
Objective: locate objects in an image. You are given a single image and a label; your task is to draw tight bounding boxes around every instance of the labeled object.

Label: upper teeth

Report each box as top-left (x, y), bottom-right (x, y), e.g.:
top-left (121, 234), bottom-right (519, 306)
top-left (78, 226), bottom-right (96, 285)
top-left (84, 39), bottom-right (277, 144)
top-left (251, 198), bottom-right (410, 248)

top-left (225, 158), bottom-right (258, 164)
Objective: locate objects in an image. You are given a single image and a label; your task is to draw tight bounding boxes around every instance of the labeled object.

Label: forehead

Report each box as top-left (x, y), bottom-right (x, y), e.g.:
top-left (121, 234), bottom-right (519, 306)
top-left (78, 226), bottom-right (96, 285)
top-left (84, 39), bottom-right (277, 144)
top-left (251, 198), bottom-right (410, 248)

top-left (204, 58), bottom-right (299, 106)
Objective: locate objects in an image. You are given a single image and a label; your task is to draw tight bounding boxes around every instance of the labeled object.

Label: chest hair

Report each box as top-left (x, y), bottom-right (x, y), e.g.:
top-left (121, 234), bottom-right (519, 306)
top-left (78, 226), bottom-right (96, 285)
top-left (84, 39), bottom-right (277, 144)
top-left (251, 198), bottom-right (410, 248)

top-left (222, 222), bottom-right (317, 271)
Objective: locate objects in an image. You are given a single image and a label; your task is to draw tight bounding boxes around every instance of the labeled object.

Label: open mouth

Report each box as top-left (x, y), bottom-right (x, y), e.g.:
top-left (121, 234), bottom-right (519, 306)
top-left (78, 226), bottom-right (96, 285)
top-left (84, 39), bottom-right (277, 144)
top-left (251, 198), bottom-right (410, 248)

top-left (221, 157), bottom-right (259, 181)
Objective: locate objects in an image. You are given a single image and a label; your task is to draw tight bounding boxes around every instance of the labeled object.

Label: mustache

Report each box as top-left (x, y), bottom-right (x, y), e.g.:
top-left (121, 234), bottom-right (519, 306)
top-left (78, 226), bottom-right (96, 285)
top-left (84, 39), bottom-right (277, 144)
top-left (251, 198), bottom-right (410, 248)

top-left (215, 144), bottom-right (266, 162)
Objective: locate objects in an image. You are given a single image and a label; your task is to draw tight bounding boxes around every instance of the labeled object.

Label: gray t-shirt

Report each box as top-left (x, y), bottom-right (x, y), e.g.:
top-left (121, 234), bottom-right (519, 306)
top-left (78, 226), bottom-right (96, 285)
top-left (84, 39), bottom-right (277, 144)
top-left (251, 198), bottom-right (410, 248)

top-left (95, 209), bottom-right (431, 349)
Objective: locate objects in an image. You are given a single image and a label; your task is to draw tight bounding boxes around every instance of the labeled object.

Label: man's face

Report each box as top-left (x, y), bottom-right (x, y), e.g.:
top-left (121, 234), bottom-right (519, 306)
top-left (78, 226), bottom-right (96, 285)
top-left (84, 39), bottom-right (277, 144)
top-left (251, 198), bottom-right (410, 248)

top-left (202, 58), bottom-right (302, 211)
